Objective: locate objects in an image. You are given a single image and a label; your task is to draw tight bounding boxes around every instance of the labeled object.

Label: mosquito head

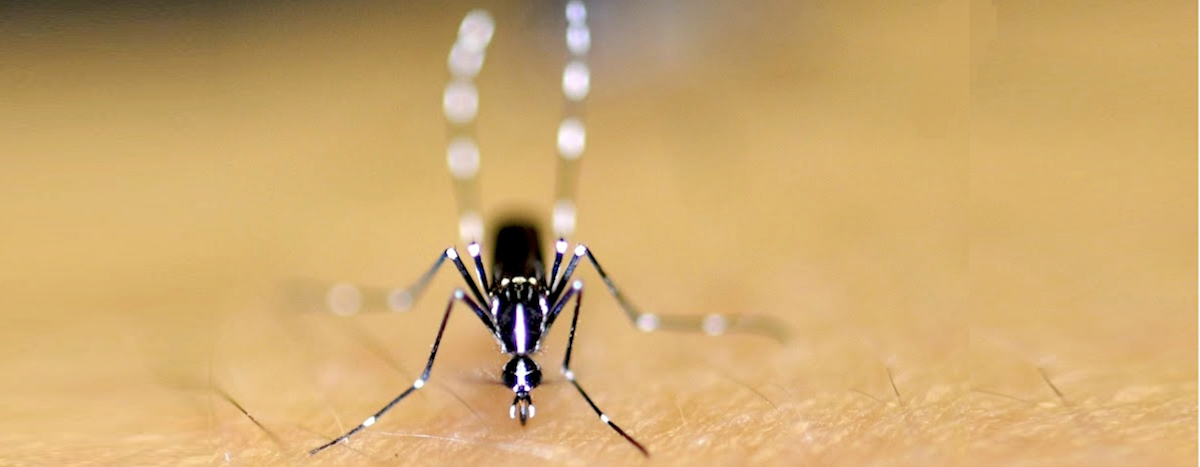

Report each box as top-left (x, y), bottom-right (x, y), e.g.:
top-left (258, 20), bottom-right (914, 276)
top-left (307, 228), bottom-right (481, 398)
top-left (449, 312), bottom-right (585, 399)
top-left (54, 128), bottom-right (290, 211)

top-left (510, 393), bottom-right (535, 425)
top-left (503, 355), bottom-right (542, 424)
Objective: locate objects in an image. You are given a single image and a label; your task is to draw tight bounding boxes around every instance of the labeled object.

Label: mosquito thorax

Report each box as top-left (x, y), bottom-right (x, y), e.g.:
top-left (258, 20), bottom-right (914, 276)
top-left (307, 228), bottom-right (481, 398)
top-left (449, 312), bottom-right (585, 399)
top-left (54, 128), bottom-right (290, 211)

top-left (492, 278), bottom-right (548, 355)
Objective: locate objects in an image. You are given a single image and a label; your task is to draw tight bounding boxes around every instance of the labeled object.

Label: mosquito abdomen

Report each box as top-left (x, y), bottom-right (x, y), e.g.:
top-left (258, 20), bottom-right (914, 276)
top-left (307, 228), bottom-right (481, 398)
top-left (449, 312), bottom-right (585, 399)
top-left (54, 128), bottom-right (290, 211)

top-left (492, 221), bottom-right (545, 284)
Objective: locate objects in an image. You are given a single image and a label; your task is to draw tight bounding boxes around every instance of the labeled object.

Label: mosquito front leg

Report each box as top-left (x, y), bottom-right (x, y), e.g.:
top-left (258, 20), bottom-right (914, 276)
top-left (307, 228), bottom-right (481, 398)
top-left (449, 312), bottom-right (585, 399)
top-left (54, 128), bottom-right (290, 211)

top-left (548, 238), bottom-right (569, 293)
top-left (302, 246), bottom-right (488, 317)
top-left (551, 244), bottom-right (789, 341)
top-left (309, 289), bottom-right (488, 455)
top-left (382, 249), bottom-right (451, 312)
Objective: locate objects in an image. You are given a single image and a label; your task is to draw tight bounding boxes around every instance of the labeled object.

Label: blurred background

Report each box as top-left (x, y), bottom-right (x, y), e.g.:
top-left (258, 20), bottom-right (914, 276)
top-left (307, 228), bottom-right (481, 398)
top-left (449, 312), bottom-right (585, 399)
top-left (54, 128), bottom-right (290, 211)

top-left (0, 0), bottom-right (1193, 465)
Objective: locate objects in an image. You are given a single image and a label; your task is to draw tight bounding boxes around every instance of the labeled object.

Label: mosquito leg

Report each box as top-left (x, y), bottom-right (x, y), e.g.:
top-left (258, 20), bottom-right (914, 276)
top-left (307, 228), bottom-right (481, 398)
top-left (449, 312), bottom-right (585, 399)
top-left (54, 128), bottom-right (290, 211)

top-left (552, 244), bottom-right (789, 341)
top-left (549, 0), bottom-right (589, 289)
top-left (281, 249), bottom-right (450, 317)
top-left (553, 281), bottom-right (649, 457)
top-left (548, 238), bottom-right (568, 293)
top-left (309, 289), bottom-right (488, 455)
top-left (551, 0), bottom-right (590, 242)
top-left (467, 242), bottom-right (489, 293)
top-left (445, 10), bottom-right (495, 245)
top-left (445, 247), bottom-right (490, 308)
top-left (548, 244), bottom-right (582, 303)
top-left (310, 247), bottom-right (489, 318)
top-left (383, 249), bottom-right (450, 313)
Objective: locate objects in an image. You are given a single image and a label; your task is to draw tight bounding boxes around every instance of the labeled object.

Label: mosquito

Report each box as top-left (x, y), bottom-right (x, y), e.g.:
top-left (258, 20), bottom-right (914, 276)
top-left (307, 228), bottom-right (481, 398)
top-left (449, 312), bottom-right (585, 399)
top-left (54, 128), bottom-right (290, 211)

top-left (308, 1), bottom-right (787, 457)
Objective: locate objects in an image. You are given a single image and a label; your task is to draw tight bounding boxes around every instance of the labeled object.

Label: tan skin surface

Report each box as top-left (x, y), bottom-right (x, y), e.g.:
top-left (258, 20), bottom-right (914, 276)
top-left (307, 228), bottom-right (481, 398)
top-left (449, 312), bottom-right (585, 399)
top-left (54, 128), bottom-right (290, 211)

top-left (1, 1), bottom-right (1194, 466)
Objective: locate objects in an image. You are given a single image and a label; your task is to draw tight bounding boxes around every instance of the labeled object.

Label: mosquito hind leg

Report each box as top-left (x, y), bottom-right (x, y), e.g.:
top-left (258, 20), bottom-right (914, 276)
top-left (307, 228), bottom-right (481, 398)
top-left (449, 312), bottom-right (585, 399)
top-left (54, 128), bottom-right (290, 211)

top-left (550, 244), bottom-right (789, 342)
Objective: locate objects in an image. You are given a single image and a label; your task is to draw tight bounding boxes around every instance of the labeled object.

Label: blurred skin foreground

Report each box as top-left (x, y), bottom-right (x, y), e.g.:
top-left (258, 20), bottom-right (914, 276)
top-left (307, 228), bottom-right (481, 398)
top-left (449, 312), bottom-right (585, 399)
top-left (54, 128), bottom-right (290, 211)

top-left (0, 1), bottom-right (1194, 466)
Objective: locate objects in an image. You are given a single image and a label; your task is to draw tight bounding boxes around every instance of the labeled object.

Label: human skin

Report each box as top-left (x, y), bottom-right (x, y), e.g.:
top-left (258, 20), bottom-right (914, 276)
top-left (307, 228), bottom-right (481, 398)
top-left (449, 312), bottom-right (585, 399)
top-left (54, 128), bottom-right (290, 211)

top-left (0, 1), bottom-right (1193, 466)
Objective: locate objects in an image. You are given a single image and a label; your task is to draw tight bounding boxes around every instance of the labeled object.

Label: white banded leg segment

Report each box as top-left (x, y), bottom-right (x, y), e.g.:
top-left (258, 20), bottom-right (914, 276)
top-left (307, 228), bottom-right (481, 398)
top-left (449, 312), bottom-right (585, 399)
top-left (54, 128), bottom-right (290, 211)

top-left (553, 0), bottom-right (590, 241)
top-left (326, 282), bottom-right (364, 317)
top-left (553, 200), bottom-right (576, 239)
top-left (467, 242), bottom-right (488, 291)
top-left (443, 81), bottom-right (479, 125)
top-left (446, 247), bottom-right (490, 311)
top-left (448, 41), bottom-right (485, 78)
top-left (562, 61), bottom-right (590, 101)
top-left (635, 313), bottom-right (659, 332)
top-left (551, 123), bottom-right (582, 240)
top-left (309, 290), bottom-right (487, 456)
top-left (702, 313), bottom-right (728, 336)
top-left (387, 288), bottom-right (413, 312)
top-left (559, 245), bottom-right (790, 341)
top-left (557, 118), bottom-right (586, 160)
top-left (566, 23), bottom-right (590, 55)
top-left (457, 9), bottom-right (495, 52)
top-left (298, 247), bottom-right (451, 316)
top-left (557, 277), bottom-right (650, 456)
top-left (565, 0), bottom-right (586, 23)
top-left (458, 211), bottom-right (484, 245)
top-left (549, 238), bottom-right (570, 292)
top-left (447, 136), bottom-right (483, 245)
top-left (445, 10), bottom-right (494, 246)
top-left (548, 243), bottom-right (585, 301)
top-left (446, 137), bottom-right (481, 180)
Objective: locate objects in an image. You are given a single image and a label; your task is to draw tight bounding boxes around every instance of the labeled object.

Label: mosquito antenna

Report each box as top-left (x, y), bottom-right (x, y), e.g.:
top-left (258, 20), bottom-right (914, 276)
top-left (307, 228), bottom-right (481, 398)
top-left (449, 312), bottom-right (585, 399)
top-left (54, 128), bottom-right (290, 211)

top-left (445, 9), bottom-right (495, 244)
top-left (552, 0), bottom-right (590, 240)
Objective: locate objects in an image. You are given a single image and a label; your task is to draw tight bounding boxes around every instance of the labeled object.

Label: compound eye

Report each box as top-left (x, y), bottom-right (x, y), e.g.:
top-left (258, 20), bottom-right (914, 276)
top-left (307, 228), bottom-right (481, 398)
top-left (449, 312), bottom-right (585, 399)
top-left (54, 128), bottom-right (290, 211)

top-left (527, 367), bottom-right (543, 388)
top-left (502, 367), bottom-right (518, 389)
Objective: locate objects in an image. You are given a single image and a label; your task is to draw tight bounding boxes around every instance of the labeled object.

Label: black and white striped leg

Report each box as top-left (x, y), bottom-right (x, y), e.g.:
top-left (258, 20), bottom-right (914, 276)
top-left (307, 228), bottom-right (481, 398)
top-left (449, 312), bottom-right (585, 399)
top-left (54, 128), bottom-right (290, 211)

top-left (548, 238), bottom-right (569, 293)
top-left (445, 10), bottom-right (494, 245)
top-left (321, 246), bottom-right (488, 317)
top-left (551, 244), bottom-right (789, 341)
top-left (309, 289), bottom-right (488, 456)
top-left (445, 246), bottom-right (490, 308)
top-left (554, 281), bottom-right (650, 457)
top-left (306, 249), bottom-right (452, 317)
top-left (466, 241), bottom-right (489, 294)
top-left (396, 247), bottom-right (489, 316)
top-left (381, 249), bottom-right (449, 313)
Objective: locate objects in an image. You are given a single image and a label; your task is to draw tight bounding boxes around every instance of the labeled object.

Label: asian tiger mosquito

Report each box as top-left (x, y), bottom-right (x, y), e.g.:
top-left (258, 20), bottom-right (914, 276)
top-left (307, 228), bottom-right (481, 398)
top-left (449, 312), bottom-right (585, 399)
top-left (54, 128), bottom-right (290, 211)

top-left (307, 1), bottom-right (787, 457)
